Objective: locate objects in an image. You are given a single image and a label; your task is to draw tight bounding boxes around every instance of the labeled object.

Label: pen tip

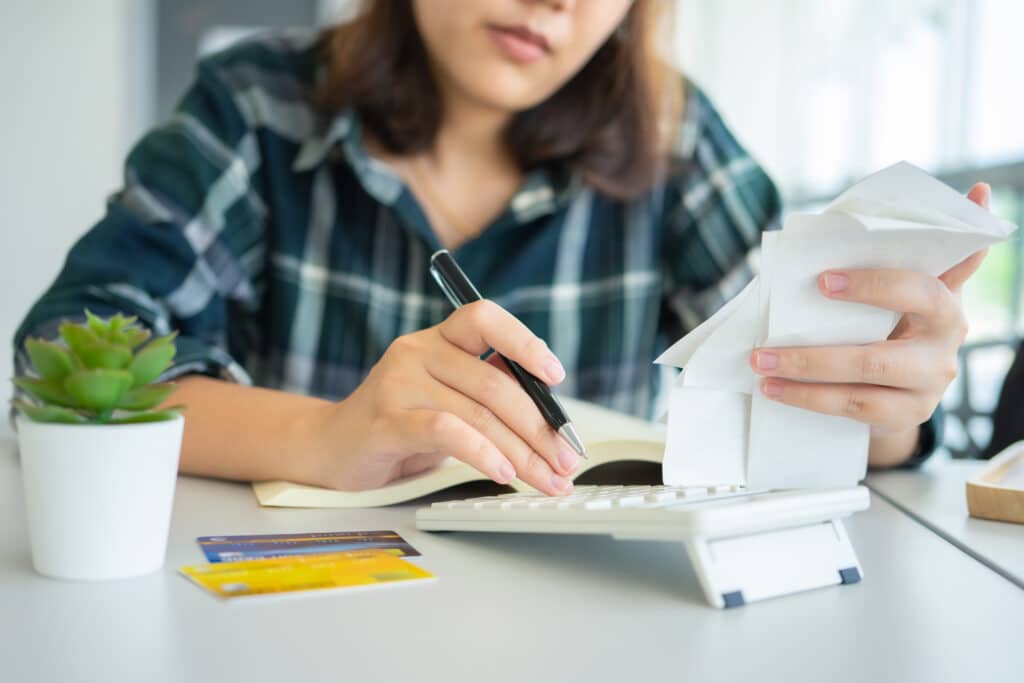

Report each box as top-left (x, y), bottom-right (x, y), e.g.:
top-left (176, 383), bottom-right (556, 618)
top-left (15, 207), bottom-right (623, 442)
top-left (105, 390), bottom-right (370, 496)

top-left (559, 423), bottom-right (588, 460)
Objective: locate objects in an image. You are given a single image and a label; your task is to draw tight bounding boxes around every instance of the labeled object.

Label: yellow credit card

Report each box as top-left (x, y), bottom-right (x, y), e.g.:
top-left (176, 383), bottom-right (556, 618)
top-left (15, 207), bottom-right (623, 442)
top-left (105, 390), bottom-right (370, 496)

top-left (179, 549), bottom-right (435, 600)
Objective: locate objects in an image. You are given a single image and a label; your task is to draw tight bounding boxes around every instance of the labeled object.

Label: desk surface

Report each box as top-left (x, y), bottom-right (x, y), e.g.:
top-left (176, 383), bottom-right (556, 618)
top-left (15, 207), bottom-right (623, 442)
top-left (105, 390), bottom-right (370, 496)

top-left (867, 453), bottom-right (1024, 588)
top-left (2, 439), bottom-right (1022, 683)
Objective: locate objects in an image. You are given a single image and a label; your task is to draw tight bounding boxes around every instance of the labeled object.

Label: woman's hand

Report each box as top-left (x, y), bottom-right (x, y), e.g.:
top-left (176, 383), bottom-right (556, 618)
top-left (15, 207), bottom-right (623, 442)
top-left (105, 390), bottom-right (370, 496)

top-left (304, 300), bottom-right (579, 494)
top-left (749, 183), bottom-right (992, 468)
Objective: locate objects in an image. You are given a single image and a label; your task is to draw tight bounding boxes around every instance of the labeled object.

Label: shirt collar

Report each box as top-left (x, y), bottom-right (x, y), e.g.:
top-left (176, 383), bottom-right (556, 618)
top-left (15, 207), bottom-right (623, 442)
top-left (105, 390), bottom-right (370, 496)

top-left (291, 110), bottom-right (353, 173)
top-left (292, 108), bottom-right (582, 219)
top-left (510, 164), bottom-right (581, 224)
top-left (293, 109), bottom-right (405, 206)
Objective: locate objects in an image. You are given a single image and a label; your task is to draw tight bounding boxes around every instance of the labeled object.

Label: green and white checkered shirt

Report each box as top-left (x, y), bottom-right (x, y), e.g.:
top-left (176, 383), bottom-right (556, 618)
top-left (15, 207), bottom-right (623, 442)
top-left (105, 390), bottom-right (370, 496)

top-left (15, 31), bottom-right (781, 420)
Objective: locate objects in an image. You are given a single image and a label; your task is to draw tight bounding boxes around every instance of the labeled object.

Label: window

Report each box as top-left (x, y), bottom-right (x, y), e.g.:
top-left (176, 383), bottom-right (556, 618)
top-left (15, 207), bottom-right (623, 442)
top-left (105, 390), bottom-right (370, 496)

top-left (676, 0), bottom-right (1024, 456)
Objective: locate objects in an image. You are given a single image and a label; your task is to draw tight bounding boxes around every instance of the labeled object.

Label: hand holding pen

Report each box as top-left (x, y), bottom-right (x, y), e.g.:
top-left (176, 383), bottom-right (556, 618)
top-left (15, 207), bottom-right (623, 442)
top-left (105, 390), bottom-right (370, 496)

top-left (429, 250), bottom-right (587, 460)
top-left (307, 252), bottom-right (581, 496)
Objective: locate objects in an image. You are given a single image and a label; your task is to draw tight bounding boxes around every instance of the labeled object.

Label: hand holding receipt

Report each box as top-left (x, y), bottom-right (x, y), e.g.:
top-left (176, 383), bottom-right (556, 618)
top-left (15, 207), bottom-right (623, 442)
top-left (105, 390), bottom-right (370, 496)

top-left (429, 250), bottom-right (588, 461)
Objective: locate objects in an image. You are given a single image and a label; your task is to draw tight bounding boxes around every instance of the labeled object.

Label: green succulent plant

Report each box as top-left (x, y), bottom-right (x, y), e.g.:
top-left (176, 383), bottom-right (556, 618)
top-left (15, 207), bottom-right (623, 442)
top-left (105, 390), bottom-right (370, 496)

top-left (12, 311), bottom-right (183, 425)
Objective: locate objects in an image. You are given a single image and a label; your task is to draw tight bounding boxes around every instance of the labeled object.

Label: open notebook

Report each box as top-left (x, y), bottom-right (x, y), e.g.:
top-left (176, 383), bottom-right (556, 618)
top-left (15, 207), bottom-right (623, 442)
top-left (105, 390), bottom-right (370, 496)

top-left (252, 396), bottom-right (666, 508)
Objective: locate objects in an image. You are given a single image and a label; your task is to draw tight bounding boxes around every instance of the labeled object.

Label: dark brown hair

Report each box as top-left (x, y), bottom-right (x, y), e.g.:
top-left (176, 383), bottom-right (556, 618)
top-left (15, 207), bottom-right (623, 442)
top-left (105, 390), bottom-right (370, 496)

top-left (316, 1), bottom-right (682, 199)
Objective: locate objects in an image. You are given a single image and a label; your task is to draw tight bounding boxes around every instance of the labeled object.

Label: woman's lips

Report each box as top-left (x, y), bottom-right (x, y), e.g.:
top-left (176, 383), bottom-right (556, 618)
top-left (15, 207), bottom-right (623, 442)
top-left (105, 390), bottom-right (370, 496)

top-left (487, 25), bottom-right (551, 64)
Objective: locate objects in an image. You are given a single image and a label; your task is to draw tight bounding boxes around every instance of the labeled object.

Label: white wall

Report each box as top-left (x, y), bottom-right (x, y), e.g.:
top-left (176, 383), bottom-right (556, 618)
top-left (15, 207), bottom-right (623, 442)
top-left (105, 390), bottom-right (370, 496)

top-left (316, 0), bottom-right (361, 25)
top-left (675, 0), bottom-right (788, 188)
top-left (0, 0), bottom-right (153, 436)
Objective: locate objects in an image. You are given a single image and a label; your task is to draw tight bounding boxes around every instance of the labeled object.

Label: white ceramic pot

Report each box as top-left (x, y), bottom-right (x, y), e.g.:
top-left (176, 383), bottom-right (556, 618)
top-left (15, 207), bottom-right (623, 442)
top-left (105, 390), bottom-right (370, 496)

top-left (17, 415), bottom-right (184, 581)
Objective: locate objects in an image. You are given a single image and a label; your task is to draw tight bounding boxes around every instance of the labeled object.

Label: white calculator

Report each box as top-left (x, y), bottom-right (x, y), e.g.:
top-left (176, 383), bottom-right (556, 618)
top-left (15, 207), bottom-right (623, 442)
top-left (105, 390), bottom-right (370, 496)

top-left (417, 484), bottom-right (870, 608)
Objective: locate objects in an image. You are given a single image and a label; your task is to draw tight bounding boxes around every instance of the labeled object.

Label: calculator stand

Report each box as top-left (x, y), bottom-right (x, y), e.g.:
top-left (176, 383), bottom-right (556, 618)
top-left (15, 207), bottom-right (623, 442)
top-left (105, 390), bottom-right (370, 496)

top-left (686, 518), bottom-right (862, 608)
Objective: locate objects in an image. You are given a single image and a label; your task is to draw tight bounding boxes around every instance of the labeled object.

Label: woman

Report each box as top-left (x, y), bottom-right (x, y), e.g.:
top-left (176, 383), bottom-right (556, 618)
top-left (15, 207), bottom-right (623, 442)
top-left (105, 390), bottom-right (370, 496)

top-left (16, 0), bottom-right (988, 495)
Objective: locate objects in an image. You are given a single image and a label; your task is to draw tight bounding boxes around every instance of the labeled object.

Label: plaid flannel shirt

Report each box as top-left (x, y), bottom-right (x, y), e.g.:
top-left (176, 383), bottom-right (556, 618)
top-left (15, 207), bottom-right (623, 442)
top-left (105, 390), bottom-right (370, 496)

top-left (16, 30), bottom-right (784, 422)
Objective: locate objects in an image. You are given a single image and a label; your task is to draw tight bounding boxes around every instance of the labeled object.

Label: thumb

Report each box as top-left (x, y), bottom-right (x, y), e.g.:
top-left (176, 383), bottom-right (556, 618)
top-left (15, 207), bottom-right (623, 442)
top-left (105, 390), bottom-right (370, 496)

top-left (941, 183), bottom-right (993, 292)
top-left (967, 182), bottom-right (991, 209)
top-left (940, 248), bottom-right (988, 293)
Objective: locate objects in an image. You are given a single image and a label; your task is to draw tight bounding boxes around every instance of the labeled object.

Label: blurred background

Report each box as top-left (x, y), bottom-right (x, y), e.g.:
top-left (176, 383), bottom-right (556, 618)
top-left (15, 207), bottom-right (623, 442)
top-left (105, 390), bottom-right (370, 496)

top-left (1, 0), bottom-right (1021, 454)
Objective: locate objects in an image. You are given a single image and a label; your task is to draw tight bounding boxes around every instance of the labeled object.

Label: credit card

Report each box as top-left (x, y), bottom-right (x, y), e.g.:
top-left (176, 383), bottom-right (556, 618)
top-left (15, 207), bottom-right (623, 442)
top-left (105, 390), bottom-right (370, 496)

top-left (196, 530), bottom-right (420, 563)
top-left (179, 550), bottom-right (435, 600)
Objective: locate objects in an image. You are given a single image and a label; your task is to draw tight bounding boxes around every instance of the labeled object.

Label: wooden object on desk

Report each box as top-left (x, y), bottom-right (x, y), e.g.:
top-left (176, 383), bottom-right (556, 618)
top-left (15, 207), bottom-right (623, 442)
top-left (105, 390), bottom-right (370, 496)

top-left (966, 441), bottom-right (1024, 524)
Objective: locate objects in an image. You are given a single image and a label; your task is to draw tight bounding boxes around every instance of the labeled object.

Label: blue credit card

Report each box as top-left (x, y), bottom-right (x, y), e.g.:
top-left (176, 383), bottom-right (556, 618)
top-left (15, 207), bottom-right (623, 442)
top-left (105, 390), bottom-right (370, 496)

top-left (196, 530), bottom-right (420, 563)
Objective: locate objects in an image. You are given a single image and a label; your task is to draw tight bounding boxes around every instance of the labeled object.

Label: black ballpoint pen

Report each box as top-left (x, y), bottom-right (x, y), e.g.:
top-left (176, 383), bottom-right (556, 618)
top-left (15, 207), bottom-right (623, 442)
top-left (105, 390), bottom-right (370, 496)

top-left (429, 249), bottom-right (588, 460)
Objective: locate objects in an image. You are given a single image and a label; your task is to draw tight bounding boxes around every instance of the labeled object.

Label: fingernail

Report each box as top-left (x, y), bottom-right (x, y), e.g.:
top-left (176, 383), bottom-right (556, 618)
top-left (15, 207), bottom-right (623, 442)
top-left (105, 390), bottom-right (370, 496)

top-left (558, 445), bottom-right (579, 473)
top-left (551, 473), bottom-right (573, 493)
top-left (544, 355), bottom-right (566, 384)
top-left (823, 272), bottom-right (847, 294)
top-left (762, 380), bottom-right (783, 398)
top-left (823, 272), bottom-right (849, 293)
top-left (755, 350), bottom-right (778, 370)
top-left (498, 461), bottom-right (516, 484)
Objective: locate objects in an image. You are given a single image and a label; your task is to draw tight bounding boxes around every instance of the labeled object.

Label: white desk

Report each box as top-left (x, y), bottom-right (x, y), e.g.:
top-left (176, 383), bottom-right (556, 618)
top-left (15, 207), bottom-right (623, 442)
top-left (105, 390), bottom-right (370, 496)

top-left (1, 438), bottom-right (1022, 683)
top-left (867, 452), bottom-right (1024, 589)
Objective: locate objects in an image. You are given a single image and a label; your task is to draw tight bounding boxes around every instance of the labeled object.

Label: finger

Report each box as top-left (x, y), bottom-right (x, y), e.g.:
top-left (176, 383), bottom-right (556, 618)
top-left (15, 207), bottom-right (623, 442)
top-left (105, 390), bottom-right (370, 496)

top-left (439, 300), bottom-right (565, 385)
top-left (936, 182), bottom-right (989, 292)
top-left (397, 452), bottom-right (450, 479)
top-left (396, 409), bottom-right (517, 486)
top-left (818, 268), bottom-right (959, 324)
top-left (425, 383), bottom-right (573, 496)
top-left (967, 182), bottom-right (991, 209)
top-left (485, 351), bottom-right (513, 376)
top-left (426, 342), bottom-right (579, 476)
top-left (749, 340), bottom-right (951, 391)
top-left (759, 378), bottom-right (934, 431)
top-left (939, 248), bottom-right (988, 293)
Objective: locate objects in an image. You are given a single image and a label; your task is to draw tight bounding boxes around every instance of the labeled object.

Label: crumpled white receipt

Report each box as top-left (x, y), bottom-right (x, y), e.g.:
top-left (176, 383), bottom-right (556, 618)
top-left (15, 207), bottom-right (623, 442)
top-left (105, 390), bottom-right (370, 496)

top-left (656, 161), bottom-right (1018, 490)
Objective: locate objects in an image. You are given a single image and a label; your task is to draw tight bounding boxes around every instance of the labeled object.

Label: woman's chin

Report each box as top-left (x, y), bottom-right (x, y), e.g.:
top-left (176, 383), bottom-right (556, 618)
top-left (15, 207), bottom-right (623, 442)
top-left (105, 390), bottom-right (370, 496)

top-left (454, 70), bottom-right (563, 115)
